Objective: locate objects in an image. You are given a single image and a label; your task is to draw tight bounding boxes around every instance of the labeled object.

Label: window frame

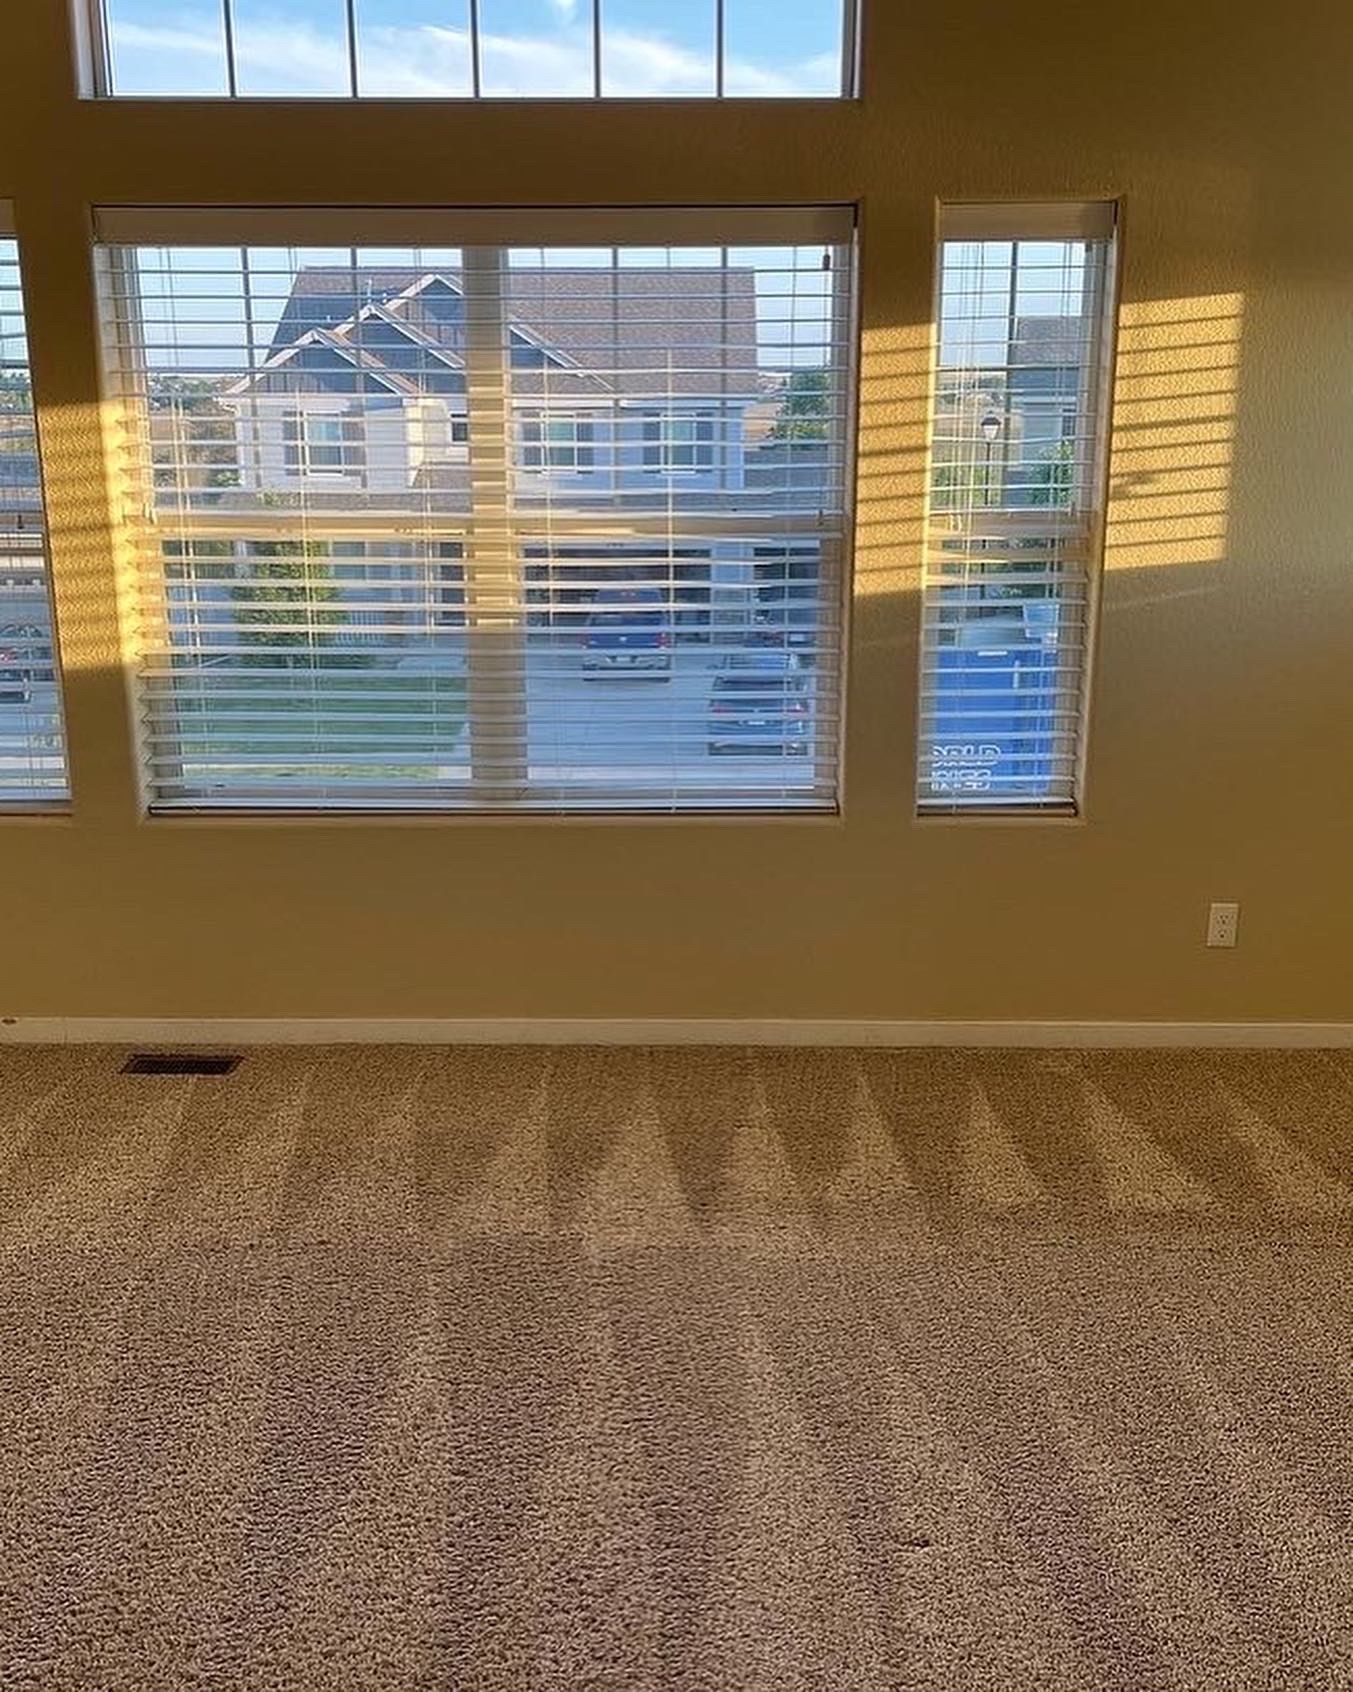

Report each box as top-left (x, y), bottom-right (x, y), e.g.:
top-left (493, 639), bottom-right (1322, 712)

top-left (282, 407), bottom-right (365, 478)
top-left (520, 411), bottom-right (598, 475)
top-left (641, 410), bottom-right (719, 475)
top-left (917, 201), bottom-right (1119, 820)
top-left (79, 1), bottom-right (863, 102)
top-left (95, 203), bottom-right (859, 818)
top-left (0, 204), bottom-right (72, 810)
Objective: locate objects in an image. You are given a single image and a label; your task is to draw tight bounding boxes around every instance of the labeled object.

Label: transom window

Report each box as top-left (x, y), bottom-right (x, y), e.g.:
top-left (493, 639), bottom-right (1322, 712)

top-left (90, 1), bottom-right (856, 99)
top-left (97, 205), bottom-right (856, 815)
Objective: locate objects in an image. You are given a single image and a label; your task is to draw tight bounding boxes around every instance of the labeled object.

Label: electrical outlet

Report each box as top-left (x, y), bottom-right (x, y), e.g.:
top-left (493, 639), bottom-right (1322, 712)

top-left (1206, 901), bottom-right (1240, 949)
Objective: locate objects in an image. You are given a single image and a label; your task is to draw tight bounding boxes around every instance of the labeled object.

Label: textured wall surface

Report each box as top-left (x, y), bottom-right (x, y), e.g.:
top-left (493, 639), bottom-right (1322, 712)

top-left (0, 4), bottom-right (1350, 1021)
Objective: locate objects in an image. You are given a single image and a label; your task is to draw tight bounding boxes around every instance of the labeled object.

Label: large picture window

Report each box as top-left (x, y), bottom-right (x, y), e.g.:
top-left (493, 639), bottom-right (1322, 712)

top-left (98, 206), bottom-right (855, 814)
top-left (918, 202), bottom-right (1117, 814)
top-left (90, 2), bottom-right (856, 100)
top-left (0, 211), bottom-right (69, 805)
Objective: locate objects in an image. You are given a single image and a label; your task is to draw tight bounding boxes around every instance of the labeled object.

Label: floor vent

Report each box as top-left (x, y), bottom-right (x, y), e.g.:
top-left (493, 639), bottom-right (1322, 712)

top-left (122, 1053), bottom-right (241, 1076)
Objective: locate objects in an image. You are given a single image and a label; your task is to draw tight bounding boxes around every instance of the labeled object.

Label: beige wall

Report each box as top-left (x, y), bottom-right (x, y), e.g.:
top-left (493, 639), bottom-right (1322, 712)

top-left (0, 2), bottom-right (1350, 1023)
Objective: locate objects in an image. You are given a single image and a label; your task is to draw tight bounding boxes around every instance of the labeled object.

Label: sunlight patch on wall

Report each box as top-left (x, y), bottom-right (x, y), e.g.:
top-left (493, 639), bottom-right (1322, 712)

top-left (1104, 292), bottom-right (1243, 573)
top-left (850, 323), bottom-right (931, 597)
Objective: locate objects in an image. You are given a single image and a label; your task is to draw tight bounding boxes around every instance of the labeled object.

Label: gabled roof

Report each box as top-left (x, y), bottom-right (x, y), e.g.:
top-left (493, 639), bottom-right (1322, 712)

top-left (1010, 315), bottom-right (1085, 367)
top-left (225, 327), bottom-right (423, 399)
top-left (938, 316), bottom-right (1085, 384)
top-left (238, 264), bottom-right (762, 402)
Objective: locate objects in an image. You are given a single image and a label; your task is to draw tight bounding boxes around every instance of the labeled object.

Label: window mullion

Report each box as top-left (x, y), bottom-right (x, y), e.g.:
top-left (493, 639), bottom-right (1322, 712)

top-left (83, 0), bottom-right (115, 97)
top-left (221, 0), bottom-right (239, 98)
top-left (462, 245), bottom-right (527, 800)
top-left (468, 0), bottom-right (483, 99)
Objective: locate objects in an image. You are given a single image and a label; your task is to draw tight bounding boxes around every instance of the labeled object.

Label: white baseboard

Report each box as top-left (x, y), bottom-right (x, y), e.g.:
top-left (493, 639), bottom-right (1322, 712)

top-left (1, 1016), bottom-right (1352, 1050)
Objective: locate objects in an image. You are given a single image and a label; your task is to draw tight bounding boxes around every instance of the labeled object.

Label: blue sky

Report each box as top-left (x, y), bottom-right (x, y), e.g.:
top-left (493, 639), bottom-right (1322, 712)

top-left (107, 0), bottom-right (845, 97)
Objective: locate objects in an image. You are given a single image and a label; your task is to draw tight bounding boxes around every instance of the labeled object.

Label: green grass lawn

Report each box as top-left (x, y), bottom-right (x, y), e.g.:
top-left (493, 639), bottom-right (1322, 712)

top-left (166, 668), bottom-right (467, 780)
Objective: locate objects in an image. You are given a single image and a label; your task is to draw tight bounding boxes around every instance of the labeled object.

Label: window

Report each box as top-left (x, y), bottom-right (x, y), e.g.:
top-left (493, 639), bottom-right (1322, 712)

top-left (91, 1), bottom-right (855, 99)
top-left (283, 409), bottom-right (364, 475)
top-left (0, 211), bottom-right (69, 805)
top-left (918, 203), bottom-right (1117, 814)
top-left (97, 205), bottom-right (855, 814)
top-left (643, 412), bottom-right (717, 473)
top-left (521, 414), bottom-right (596, 473)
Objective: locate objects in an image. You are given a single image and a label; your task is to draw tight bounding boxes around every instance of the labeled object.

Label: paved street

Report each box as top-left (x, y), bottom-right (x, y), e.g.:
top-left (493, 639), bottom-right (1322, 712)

top-left (523, 639), bottom-right (818, 790)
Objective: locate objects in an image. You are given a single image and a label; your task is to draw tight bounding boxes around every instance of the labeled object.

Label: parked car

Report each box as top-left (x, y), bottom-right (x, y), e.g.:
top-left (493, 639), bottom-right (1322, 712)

top-left (0, 623), bottom-right (53, 704)
top-left (583, 586), bottom-right (673, 679)
top-left (707, 650), bottom-right (812, 756)
top-left (749, 599), bottom-right (818, 657)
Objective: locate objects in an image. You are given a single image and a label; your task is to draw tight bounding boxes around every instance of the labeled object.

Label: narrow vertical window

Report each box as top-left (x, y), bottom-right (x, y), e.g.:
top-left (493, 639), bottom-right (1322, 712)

top-left (919, 203), bottom-right (1118, 814)
top-left (0, 210), bottom-right (69, 805)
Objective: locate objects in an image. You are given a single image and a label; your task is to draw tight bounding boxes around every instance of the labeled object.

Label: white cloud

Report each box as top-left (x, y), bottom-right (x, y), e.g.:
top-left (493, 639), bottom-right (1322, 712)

top-left (108, 17), bottom-right (833, 99)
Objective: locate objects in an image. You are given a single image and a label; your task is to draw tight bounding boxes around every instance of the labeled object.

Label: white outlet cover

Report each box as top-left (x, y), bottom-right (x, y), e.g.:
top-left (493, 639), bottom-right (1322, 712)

top-left (1207, 902), bottom-right (1240, 948)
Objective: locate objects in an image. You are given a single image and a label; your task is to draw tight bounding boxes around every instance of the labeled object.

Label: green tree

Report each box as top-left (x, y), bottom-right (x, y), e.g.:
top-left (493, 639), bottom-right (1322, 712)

top-left (1029, 438), bottom-right (1075, 509)
top-left (0, 371), bottom-right (32, 454)
top-left (932, 460), bottom-right (984, 512)
top-left (150, 374), bottom-right (240, 492)
top-left (770, 367), bottom-right (831, 443)
top-left (229, 499), bottom-right (346, 664)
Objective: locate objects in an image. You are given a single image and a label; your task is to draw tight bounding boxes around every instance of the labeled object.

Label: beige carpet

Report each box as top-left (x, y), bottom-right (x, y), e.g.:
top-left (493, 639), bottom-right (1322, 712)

top-left (3, 1044), bottom-right (1353, 1690)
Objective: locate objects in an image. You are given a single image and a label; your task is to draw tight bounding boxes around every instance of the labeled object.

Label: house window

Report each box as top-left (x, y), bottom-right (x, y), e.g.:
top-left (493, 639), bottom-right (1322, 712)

top-left (436, 543), bottom-right (466, 627)
top-left (642, 413), bottom-right (717, 473)
top-left (97, 206), bottom-right (855, 815)
top-left (919, 202), bottom-right (1118, 815)
top-left (520, 415), bottom-right (596, 473)
top-left (89, 1), bottom-right (856, 99)
top-left (0, 216), bottom-right (69, 805)
top-left (283, 410), bottom-right (364, 476)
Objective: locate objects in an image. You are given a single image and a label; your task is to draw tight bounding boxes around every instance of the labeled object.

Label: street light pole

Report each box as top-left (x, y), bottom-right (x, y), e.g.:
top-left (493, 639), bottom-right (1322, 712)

top-left (980, 409), bottom-right (1003, 507)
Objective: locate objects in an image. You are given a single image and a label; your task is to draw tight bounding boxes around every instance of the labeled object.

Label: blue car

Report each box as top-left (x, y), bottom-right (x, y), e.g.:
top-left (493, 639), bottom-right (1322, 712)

top-left (707, 650), bottom-right (811, 756)
top-left (583, 586), bottom-right (673, 679)
top-left (749, 599), bottom-right (819, 659)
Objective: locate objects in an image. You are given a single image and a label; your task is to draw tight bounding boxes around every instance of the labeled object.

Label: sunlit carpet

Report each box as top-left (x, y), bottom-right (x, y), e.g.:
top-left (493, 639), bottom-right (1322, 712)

top-left (3, 1043), bottom-right (1353, 1691)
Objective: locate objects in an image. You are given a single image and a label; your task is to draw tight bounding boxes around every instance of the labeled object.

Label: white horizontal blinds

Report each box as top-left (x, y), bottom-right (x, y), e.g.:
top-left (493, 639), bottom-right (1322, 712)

top-left (0, 215), bottom-right (70, 805)
top-left (494, 237), bottom-right (850, 808)
top-left (918, 203), bottom-right (1116, 814)
top-left (98, 206), bottom-right (854, 813)
top-left (102, 238), bottom-right (477, 810)
top-left (96, 0), bottom-right (854, 98)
